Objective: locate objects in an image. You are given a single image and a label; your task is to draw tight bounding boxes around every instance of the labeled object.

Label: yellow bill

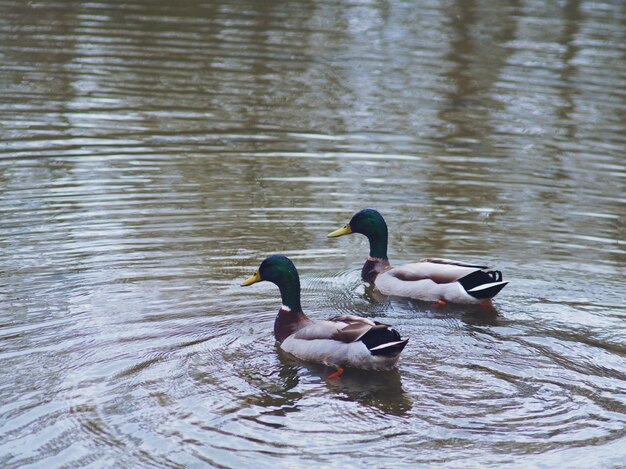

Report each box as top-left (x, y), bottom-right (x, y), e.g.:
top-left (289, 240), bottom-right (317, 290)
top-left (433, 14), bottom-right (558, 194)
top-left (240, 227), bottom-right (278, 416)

top-left (327, 224), bottom-right (353, 238)
top-left (241, 270), bottom-right (262, 286)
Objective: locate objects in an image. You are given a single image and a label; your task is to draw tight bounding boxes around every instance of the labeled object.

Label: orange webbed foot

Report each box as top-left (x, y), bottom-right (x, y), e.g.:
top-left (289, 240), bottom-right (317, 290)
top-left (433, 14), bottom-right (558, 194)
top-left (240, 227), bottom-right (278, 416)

top-left (326, 367), bottom-right (344, 380)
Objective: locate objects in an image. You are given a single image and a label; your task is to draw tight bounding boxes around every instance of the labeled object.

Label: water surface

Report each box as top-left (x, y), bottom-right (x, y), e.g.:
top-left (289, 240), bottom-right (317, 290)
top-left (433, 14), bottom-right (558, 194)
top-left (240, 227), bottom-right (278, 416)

top-left (1, 0), bottom-right (625, 467)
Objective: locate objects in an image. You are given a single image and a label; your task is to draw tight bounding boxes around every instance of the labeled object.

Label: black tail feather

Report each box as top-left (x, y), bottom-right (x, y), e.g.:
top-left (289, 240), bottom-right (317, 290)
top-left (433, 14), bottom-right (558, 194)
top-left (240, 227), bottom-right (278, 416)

top-left (458, 269), bottom-right (507, 299)
top-left (458, 269), bottom-right (501, 291)
top-left (360, 327), bottom-right (408, 357)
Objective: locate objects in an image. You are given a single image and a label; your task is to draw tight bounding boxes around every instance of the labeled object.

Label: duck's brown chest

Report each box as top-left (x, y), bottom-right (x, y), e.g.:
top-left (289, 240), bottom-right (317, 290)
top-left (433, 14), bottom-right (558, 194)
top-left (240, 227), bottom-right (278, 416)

top-left (274, 309), bottom-right (311, 343)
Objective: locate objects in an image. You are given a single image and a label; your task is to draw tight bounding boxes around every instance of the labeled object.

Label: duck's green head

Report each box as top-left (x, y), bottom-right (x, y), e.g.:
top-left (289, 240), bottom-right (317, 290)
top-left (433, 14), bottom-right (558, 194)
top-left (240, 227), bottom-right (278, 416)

top-left (328, 209), bottom-right (389, 259)
top-left (241, 255), bottom-right (302, 311)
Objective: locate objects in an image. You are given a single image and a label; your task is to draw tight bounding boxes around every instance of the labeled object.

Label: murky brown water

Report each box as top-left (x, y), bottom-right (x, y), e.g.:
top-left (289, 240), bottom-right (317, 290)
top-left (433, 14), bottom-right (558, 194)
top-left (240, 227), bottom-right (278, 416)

top-left (1, 0), bottom-right (625, 467)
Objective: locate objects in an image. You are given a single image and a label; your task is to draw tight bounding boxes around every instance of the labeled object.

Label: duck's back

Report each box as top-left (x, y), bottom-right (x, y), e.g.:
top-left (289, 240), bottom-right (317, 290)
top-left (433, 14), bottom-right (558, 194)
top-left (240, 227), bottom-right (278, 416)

top-left (374, 259), bottom-right (503, 303)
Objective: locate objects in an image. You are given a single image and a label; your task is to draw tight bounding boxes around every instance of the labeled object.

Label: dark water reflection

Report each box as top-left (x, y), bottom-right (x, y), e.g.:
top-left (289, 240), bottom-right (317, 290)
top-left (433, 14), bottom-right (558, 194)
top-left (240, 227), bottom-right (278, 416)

top-left (1, 0), bottom-right (625, 467)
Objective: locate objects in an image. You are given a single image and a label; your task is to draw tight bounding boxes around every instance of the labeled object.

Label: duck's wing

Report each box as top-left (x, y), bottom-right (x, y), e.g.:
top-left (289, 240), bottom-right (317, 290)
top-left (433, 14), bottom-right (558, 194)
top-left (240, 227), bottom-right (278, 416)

top-left (291, 317), bottom-right (371, 342)
top-left (388, 258), bottom-right (488, 283)
top-left (290, 320), bottom-right (347, 341)
top-left (419, 258), bottom-right (490, 269)
top-left (291, 315), bottom-right (391, 344)
top-left (330, 318), bottom-right (390, 343)
top-left (330, 317), bottom-right (407, 356)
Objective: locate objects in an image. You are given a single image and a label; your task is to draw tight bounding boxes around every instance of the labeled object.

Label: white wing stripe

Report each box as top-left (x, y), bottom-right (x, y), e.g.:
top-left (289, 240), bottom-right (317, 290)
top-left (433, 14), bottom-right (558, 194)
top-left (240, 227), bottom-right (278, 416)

top-left (468, 281), bottom-right (508, 293)
top-left (369, 340), bottom-right (406, 351)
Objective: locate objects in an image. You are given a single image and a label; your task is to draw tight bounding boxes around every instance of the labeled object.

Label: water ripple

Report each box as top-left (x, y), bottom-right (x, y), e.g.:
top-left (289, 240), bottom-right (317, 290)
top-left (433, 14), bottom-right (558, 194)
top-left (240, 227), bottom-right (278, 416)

top-left (1, 0), bottom-right (626, 467)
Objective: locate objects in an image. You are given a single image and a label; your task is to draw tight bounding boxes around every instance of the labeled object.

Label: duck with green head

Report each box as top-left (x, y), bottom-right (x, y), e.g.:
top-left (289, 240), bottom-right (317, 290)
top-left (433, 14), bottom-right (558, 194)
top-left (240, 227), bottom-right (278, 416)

top-left (242, 255), bottom-right (408, 370)
top-left (328, 209), bottom-right (508, 304)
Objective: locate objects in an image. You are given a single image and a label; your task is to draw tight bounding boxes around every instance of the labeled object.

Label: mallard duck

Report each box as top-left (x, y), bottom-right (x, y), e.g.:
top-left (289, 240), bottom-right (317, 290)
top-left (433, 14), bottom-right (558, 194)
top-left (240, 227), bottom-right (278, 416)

top-left (328, 209), bottom-right (508, 304)
top-left (241, 255), bottom-right (408, 371)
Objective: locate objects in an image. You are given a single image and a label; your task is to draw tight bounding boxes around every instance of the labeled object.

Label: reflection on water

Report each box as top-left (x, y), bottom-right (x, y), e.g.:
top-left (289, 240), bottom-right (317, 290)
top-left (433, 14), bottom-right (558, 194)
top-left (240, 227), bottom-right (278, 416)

top-left (1, 0), bottom-right (625, 467)
top-left (284, 353), bottom-right (411, 416)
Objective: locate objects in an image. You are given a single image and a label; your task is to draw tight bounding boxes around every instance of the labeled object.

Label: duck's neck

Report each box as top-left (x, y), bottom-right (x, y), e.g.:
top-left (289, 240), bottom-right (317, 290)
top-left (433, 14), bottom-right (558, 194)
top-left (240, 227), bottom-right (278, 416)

top-left (275, 274), bottom-right (302, 313)
top-left (366, 223), bottom-right (388, 260)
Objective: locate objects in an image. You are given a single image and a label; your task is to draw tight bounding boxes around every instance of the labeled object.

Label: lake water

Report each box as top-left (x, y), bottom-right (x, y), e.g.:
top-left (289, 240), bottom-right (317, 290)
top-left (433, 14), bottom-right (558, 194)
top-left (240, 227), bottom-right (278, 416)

top-left (1, 0), bottom-right (625, 467)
